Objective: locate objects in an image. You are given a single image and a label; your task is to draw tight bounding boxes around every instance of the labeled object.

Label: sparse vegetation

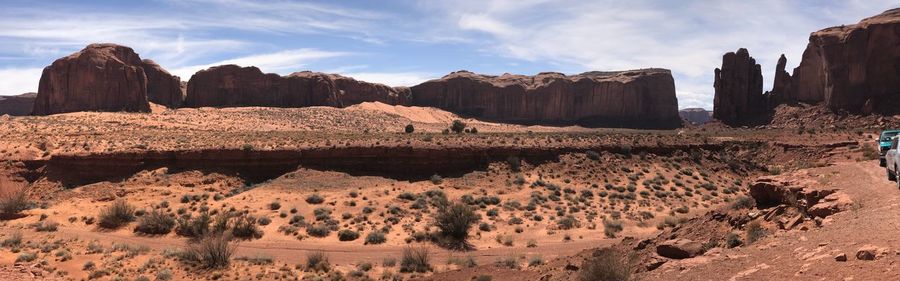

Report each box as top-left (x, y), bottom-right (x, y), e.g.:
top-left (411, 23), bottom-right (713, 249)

top-left (0, 187), bottom-right (30, 216)
top-left (134, 209), bottom-right (175, 234)
top-left (306, 251), bottom-right (331, 272)
top-left (400, 246), bottom-right (431, 273)
top-left (98, 200), bottom-right (136, 229)
top-left (182, 233), bottom-right (236, 269)
top-left (434, 201), bottom-right (480, 250)
top-left (579, 248), bottom-right (631, 281)
top-left (451, 120), bottom-right (466, 133)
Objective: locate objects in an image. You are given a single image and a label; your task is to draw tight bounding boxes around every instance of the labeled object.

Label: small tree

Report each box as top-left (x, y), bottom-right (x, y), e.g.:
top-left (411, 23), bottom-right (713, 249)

top-left (451, 120), bottom-right (466, 134)
top-left (434, 201), bottom-right (480, 250)
top-left (405, 124), bottom-right (415, 134)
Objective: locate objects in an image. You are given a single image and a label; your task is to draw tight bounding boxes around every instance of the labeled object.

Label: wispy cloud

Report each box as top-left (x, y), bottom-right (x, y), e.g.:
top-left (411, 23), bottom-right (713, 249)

top-left (0, 67), bottom-right (43, 95)
top-left (170, 49), bottom-right (351, 78)
top-left (339, 72), bottom-right (435, 87)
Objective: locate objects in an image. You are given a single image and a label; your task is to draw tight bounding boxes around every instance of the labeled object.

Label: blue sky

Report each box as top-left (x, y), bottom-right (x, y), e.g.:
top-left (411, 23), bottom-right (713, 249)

top-left (0, 0), bottom-right (895, 109)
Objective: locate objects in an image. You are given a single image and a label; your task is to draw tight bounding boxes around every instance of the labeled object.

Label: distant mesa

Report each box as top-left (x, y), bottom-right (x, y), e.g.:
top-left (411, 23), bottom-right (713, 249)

top-left (679, 108), bottom-right (712, 125)
top-left (410, 69), bottom-right (682, 129)
top-left (0, 92), bottom-right (37, 116)
top-left (712, 8), bottom-right (900, 126)
top-left (27, 43), bottom-right (682, 129)
top-left (32, 43), bottom-right (182, 115)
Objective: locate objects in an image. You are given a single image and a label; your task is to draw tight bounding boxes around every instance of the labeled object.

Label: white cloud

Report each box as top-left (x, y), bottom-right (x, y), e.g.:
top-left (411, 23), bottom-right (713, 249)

top-left (0, 67), bottom-right (43, 96)
top-left (339, 72), bottom-right (435, 87)
top-left (170, 49), bottom-right (350, 78)
top-left (425, 0), bottom-right (899, 109)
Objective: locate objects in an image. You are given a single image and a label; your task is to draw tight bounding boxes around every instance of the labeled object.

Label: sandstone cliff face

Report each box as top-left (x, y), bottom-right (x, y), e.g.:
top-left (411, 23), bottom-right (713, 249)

top-left (713, 48), bottom-right (764, 125)
top-left (409, 69), bottom-right (681, 128)
top-left (141, 59), bottom-right (183, 108)
top-left (33, 43), bottom-right (151, 115)
top-left (790, 8), bottom-right (900, 113)
top-left (0, 93), bottom-right (37, 116)
top-left (184, 66), bottom-right (406, 108)
top-left (768, 54), bottom-right (793, 105)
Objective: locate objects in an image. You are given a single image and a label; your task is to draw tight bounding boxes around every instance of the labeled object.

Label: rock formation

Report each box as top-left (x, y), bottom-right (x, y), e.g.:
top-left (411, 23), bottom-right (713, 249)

top-left (184, 65), bottom-right (408, 108)
top-left (0, 93), bottom-right (37, 116)
top-left (679, 108), bottom-right (712, 125)
top-left (767, 54), bottom-right (792, 105)
top-left (141, 59), bottom-right (183, 108)
top-left (409, 69), bottom-right (681, 128)
top-left (712, 48), bottom-right (764, 125)
top-left (32, 43), bottom-right (151, 115)
top-left (789, 8), bottom-right (900, 113)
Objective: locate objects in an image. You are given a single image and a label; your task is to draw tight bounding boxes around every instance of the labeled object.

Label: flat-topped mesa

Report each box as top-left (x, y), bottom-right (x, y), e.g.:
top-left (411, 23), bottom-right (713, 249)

top-left (33, 43), bottom-right (152, 115)
top-left (0, 92), bottom-right (37, 116)
top-left (409, 68), bottom-right (681, 129)
top-left (713, 48), bottom-right (765, 126)
top-left (184, 65), bottom-right (408, 108)
top-left (790, 8), bottom-right (900, 114)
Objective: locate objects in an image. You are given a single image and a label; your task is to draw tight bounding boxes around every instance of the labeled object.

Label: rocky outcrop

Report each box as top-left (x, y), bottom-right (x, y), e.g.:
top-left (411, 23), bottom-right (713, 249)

top-left (409, 69), bottom-right (681, 128)
top-left (712, 48), bottom-right (764, 125)
top-left (767, 54), bottom-right (793, 105)
top-left (32, 43), bottom-right (151, 115)
top-left (749, 177), bottom-right (851, 218)
top-left (679, 108), bottom-right (712, 124)
top-left (656, 239), bottom-right (704, 259)
top-left (789, 8), bottom-right (900, 113)
top-left (0, 93), bottom-right (37, 116)
top-left (141, 59), bottom-right (183, 108)
top-left (184, 66), bottom-right (408, 108)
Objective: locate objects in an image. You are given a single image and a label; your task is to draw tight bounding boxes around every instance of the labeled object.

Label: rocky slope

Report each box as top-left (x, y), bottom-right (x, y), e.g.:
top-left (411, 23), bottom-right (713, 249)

top-left (32, 43), bottom-right (152, 115)
top-left (0, 93), bottom-right (36, 116)
top-left (409, 69), bottom-right (681, 128)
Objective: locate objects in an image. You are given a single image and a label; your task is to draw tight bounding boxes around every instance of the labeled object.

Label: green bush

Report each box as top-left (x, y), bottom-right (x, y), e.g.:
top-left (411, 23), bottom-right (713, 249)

top-left (434, 202), bottom-right (480, 249)
top-left (451, 120), bottom-right (466, 133)
top-left (306, 224), bottom-right (331, 237)
top-left (306, 251), bottom-right (330, 272)
top-left (338, 229), bottom-right (360, 241)
top-left (134, 209), bottom-right (175, 235)
top-left (405, 124), bottom-right (415, 133)
top-left (0, 187), bottom-right (30, 215)
top-left (183, 233), bottom-right (235, 269)
top-left (306, 194), bottom-right (325, 204)
top-left (230, 215), bottom-right (262, 239)
top-left (365, 231), bottom-right (387, 245)
top-left (98, 200), bottom-right (136, 229)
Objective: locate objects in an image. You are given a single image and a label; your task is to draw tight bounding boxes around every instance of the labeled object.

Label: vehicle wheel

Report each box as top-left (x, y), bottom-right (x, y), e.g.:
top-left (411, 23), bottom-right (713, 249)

top-left (889, 169), bottom-right (896, 181)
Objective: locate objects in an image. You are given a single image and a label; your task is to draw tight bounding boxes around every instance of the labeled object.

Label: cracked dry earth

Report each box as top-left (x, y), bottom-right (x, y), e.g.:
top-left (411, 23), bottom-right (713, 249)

top-left (642, 160), bottom-right (900, 280)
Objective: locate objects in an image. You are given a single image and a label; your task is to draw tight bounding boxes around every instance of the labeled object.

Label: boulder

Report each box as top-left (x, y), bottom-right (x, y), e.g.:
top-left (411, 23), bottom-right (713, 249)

top-left (807, 192), bottom-right (853, 218)
top-left (856, 245), bottom-right (881, 260)
top-left (184, 66), bottom-right (407, 109)
top-left (33, 43), bottom-right (151, 115)
top-left (0, 93), bottom-right (37, 116)
top-left (789, 8), bottom-right (900, 113)
top-left (656, 238), bottom-right (704, 259)
top-left (141, 59), bottom-right (183, 108)
top-left (712, 48), bottom-right (765, 125)
top-left (409, 69), bottom-right (681, 129)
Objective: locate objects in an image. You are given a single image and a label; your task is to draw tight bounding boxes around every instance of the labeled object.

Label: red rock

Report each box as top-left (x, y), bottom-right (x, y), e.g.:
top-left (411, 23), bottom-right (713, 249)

top-left (141, 59), bottom-right (183, 108)
top-left (33, 43), bottom-right (151, 115)
top-left (712, 48), bottom-right (765, 125)
top-left (679, 108), bottom-right (712, 124)
top-left (767, 54), bottom-right (792, 105)
top-left (184, 66), bottom-right (405, 108)
top-left (656, 238), bottom-right (704, 259)
top-left (0, 93), bottom-right (36, 116)
top-left (790, 8), bottom-right (900, 113)
top-left (409, 69), bottom-right (681, 129)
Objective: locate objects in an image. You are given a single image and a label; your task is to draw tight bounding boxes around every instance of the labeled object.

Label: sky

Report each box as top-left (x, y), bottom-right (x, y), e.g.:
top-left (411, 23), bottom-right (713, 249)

top-left (0, 0), bottom-right (896, 109)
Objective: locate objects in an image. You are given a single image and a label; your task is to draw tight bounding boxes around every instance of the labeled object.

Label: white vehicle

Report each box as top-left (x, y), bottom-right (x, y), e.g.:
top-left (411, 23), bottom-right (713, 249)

top-left (886, 136), bottom-right (900, 188)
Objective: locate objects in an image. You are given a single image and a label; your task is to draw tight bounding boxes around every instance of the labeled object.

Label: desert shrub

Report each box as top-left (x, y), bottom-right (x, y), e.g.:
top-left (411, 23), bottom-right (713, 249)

top-left (307, 224), bottom-right (331, 237)
top-left (729, 196), bottom-right (754, 210)
top-left (2, 231), bottom-right (22, 247)
top-left (603, 220), bottom-right (623, 238)
top-left (450, 120), bottom-right (466, 133)
top-left (405, 124), bottom-right (415, 133)
top-left (496, 255), bottom-right (519, 269)
top-left (33, 221), bottom-right (59, 232)
top-left (306, 251), bottom-right (331, 272)
top-left (558, 216), bottom-right (579, 230)
top-left (183, 233), bottom-right (235, 269)
top-left (449, 255), bottom-right (477, 268)
top-left (586, 150), bottom-right (600, 160)
top-left (306, 194), bottom-right (325, 204)
top-left (725, 233), bottom-right (742, 248)
top-left (430, 174), bottom-right (443, 185)
top-left (16, 252), bottom-right (36, 262)
top-left (230, 215), bottom-right (262, 239)
top-left (434, 202), bottom-right (480, 250)
top-left (98, 200), bottom-right (136, 229)
top-left (579, 248), bottom-right (630, 281)
top-left (528, 255), bottom-right (544, 267)
top-left (400, 246), bottom-right (431, 273)
top-left (257, 216), bottom-right (271, 226)
top-left (506, 156), bottom-right (521, 172)
top-left (236, 255), bottom-right (274, 265)
top-left (175, 212), bottom-right (213, 238)
top-left (269, 201), bottom-right (281, 210)
top-left (338, 229), bottom-right (360, 241)
top-left (365, 231), bottom-right (387, 245)
top-left (475, 275), bottom-right (493, 281)
top-left (0, 187), bottom-right (30, 215)
top-left (134, 209), bottom-right (175, 235)
top-left (745, 221), bottom-right (766, 244)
